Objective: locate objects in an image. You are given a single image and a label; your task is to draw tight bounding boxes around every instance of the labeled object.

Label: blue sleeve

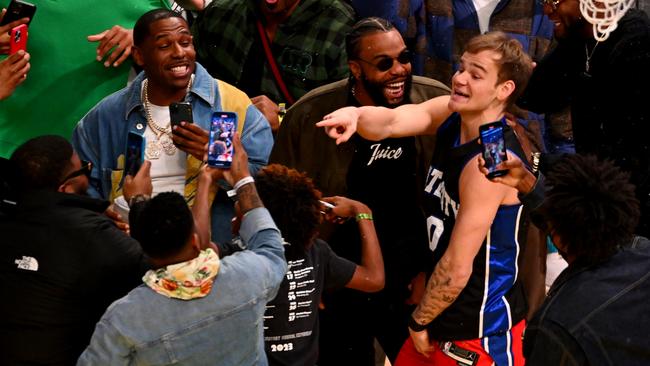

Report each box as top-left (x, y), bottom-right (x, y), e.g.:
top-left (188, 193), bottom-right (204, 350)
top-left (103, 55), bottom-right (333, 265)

top-left (525, 320), bottom-right (586, 366)
top-left (72, 110), bottom-right (104, 199)
top-left (76, 317), bottom-right (132, 366)
top-left (239, 207), bottom-right (287, 301)
top-left (241, 104), bottom-right (273, 177)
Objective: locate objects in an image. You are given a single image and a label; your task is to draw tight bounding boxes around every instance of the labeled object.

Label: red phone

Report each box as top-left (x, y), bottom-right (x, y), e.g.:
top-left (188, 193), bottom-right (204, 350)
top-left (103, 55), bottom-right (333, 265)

top-left (9, 24), bottom-right (27, 54)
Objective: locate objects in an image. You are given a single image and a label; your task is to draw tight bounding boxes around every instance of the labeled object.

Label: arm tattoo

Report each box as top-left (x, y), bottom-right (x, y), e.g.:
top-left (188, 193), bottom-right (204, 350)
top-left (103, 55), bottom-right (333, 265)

top-left (412, 259), bottom-right (465, 326)
top-left (237, 183), bottom-right (263, 214)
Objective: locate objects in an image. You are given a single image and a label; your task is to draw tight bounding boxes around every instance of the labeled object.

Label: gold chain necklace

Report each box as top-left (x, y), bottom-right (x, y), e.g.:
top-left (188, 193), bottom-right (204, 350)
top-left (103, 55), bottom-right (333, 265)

top-left (141, 75), bottom-right (194, 159)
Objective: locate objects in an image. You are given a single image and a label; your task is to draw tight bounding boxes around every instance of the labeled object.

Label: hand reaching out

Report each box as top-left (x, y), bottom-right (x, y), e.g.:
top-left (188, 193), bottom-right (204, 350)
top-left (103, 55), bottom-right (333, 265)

top-left (251, 95), bottom-right (280, 133)
top-left (315, 106), bottom-right (360, 145)
top-left (0, 8), bottom-right (29, 54)
top-left (87, 25), bottom-right (133, 68)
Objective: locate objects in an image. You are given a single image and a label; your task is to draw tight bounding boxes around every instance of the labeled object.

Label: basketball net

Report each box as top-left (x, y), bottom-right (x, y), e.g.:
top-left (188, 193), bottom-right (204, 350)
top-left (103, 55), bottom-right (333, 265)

top-left (580, 0), bottom-right (635, 41)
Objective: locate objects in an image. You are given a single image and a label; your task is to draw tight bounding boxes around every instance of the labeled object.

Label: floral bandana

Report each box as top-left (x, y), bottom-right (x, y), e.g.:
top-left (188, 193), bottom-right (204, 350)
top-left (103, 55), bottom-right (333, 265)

top-left (143, 248), bottom-right (220, 300)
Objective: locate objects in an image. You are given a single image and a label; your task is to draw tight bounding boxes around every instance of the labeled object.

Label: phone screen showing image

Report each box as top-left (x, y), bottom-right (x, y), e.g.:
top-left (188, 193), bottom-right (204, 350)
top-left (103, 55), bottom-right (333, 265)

top-left (207, 112), bottom-right (237, 168)
top-left (479, 122), bottom-right (508, 178)
top-left (125, 132), bottom-right (144, 177)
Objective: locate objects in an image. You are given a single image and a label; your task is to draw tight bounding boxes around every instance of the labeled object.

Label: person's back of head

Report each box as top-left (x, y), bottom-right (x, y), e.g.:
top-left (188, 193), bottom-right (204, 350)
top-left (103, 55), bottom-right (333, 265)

top-left (540, 154), bottom-right (640, 265)
top-left (345, 17), bottom-right (395, 60)
top-left (129, 192), bottom-right (194, 261)
top-left (10, 135), bottom-right (74, 191)
top-left (464, 31), bottom-right (533, 106)
top-left (255, 164), bottom-right (321, 259)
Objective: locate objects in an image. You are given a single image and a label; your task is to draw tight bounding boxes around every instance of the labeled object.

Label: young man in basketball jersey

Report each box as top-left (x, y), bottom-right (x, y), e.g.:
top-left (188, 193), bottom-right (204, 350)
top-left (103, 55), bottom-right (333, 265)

top-left (317, 31), bottom-right (533, 366)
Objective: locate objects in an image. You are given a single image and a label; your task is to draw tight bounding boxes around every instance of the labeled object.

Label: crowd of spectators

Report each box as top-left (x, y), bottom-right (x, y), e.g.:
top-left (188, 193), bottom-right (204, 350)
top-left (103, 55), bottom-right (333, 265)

top-left (1, 1), bottom-right (649, 365)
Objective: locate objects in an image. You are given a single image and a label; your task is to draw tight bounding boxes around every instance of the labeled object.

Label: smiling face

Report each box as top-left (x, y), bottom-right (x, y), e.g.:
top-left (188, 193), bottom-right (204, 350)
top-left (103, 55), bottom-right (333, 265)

top-left (133, 17), bottom-right (195, 101)
top-left (544, 0), bottom-right (584, 39)
top-left (448, 50), bottom-right (513, 116)
top-left (349, 29), bottom-right (412, 106)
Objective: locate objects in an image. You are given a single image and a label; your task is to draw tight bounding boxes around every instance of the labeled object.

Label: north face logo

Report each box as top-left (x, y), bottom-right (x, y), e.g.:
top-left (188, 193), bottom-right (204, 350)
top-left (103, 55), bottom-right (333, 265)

top-left (15, 256), bottom-right (39, 271)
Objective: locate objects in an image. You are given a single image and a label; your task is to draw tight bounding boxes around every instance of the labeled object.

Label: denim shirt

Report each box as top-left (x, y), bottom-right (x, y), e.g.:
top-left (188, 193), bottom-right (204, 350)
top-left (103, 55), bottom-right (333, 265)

top-left (72, 63), bottom-right (273, 244)
top-left (524, 237), bottom-right (650, 365)
top-left (77, 207), bottom-right (287, 366)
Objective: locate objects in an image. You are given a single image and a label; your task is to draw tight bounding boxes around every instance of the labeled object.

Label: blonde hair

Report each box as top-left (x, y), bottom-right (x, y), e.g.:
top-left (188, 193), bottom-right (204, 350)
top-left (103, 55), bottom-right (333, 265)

top-left (464, 32), bottom-right (533, 106)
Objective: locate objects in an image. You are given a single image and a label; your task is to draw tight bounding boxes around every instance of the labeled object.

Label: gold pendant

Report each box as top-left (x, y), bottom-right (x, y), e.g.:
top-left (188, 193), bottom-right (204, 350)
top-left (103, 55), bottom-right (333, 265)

top-left (145, 140), bottom-right (162, 160)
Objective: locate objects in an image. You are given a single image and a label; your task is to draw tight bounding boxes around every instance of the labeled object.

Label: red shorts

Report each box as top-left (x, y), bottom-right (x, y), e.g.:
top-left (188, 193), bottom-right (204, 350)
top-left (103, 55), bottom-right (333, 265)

top-left (394, 320), bottom-right (525, 366)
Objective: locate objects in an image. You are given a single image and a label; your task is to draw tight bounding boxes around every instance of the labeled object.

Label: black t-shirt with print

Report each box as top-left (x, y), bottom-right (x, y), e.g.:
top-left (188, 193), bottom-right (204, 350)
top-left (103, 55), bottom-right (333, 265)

top-left (339, 133), bottom-right (428, 292)
top-left (264, 239), bottom-right (356, 366)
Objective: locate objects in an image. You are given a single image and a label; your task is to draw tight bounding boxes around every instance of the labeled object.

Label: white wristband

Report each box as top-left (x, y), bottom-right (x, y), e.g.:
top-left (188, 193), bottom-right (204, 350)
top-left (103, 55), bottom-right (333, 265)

top-left (228, 176), bottom-right (254, 197)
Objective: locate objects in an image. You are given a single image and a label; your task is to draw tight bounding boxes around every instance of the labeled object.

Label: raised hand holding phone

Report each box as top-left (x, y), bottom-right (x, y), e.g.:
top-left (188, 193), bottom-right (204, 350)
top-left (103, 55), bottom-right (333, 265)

top-left (170, 103), bottom-right (208, 161)
top-left (479, 121), bottom-right (508, 178)
top-left (123, 160), bottom-right (152, 204)
top-left (125, 132), bottom-right (145, 177)
top-left (219, 132), bottom-right (249, 186)
top-left (0, 6), bottom-right (30, 54)
top-left (207, 112), bottom-right (237, 169)
top-left (170, 102), bottom-right (193, 127)
top-left (0, 1), bottom-right (35, 27)
top-left (9, 23), bottom-right (26, 54)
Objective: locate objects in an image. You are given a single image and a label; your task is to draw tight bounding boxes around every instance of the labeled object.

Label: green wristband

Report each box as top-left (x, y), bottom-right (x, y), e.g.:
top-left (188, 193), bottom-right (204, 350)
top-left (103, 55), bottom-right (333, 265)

top-left (355, 212), bottom-right (373, 222)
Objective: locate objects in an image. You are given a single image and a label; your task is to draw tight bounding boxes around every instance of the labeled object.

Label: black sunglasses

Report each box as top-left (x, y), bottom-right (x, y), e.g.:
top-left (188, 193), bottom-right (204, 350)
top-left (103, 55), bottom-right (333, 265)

top-left (356, 50), bottom-right (411, 72)
top-left (60, 160), bottom-right (92, 184)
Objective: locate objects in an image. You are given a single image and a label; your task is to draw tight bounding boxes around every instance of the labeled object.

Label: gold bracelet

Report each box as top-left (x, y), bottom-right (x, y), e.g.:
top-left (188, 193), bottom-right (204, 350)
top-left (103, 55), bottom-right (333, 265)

top-left (356, 213), bottom-right (373, 222)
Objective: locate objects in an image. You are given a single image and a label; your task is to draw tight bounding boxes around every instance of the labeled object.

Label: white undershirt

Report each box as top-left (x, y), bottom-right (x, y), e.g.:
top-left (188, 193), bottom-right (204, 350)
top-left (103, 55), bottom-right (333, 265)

top-left (112, 93), bottom-right (188, 221)
top-left (145, 103), bottom-right (187, 196)
top-left (472, 0), bottom-right (500, 34)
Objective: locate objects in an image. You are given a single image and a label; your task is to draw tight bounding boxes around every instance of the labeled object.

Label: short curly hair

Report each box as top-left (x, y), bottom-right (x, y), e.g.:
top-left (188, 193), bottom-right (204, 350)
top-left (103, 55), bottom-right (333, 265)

top-left (255, 164), bottom-right (322, 259)
top-left (540, 154), bottom-right (640, 264)
top-left (129, 192), bottom-right (194, 259)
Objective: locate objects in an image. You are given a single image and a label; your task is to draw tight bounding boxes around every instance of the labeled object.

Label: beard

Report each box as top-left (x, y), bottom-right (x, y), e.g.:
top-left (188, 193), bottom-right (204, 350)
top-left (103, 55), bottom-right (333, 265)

top-left (359, 74), bottom-right (412, 108)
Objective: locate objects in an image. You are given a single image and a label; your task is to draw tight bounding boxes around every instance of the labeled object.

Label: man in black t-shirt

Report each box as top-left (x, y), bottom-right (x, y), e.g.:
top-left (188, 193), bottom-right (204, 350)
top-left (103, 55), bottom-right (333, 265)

top-left (271, 18), bottom-right (449, 365)
top-left (255, 164), bottom-right (384, 366)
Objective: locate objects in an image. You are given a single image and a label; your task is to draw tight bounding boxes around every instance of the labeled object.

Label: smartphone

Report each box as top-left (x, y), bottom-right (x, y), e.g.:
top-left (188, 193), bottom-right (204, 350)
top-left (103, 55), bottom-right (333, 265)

top-left (170, 102), bottom-right (193, 128)
top-left (0, 0), bottom-right (36, 27)
top-left (125, 132), bottom-right (145, 177)
top-left (479, 121), bottom-right (508, 179)
top-left (8, 24), bottom-right (27, 54)
top-left (207, 112), bottom-right (237, 168)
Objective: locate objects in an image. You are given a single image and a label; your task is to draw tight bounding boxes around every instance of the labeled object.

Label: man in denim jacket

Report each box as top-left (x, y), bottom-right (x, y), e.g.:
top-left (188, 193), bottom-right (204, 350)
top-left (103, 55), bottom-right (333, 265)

top-left (72, 9), bottom-right (273, 245)
top-left (78, 134), bottom-right (287, 365)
